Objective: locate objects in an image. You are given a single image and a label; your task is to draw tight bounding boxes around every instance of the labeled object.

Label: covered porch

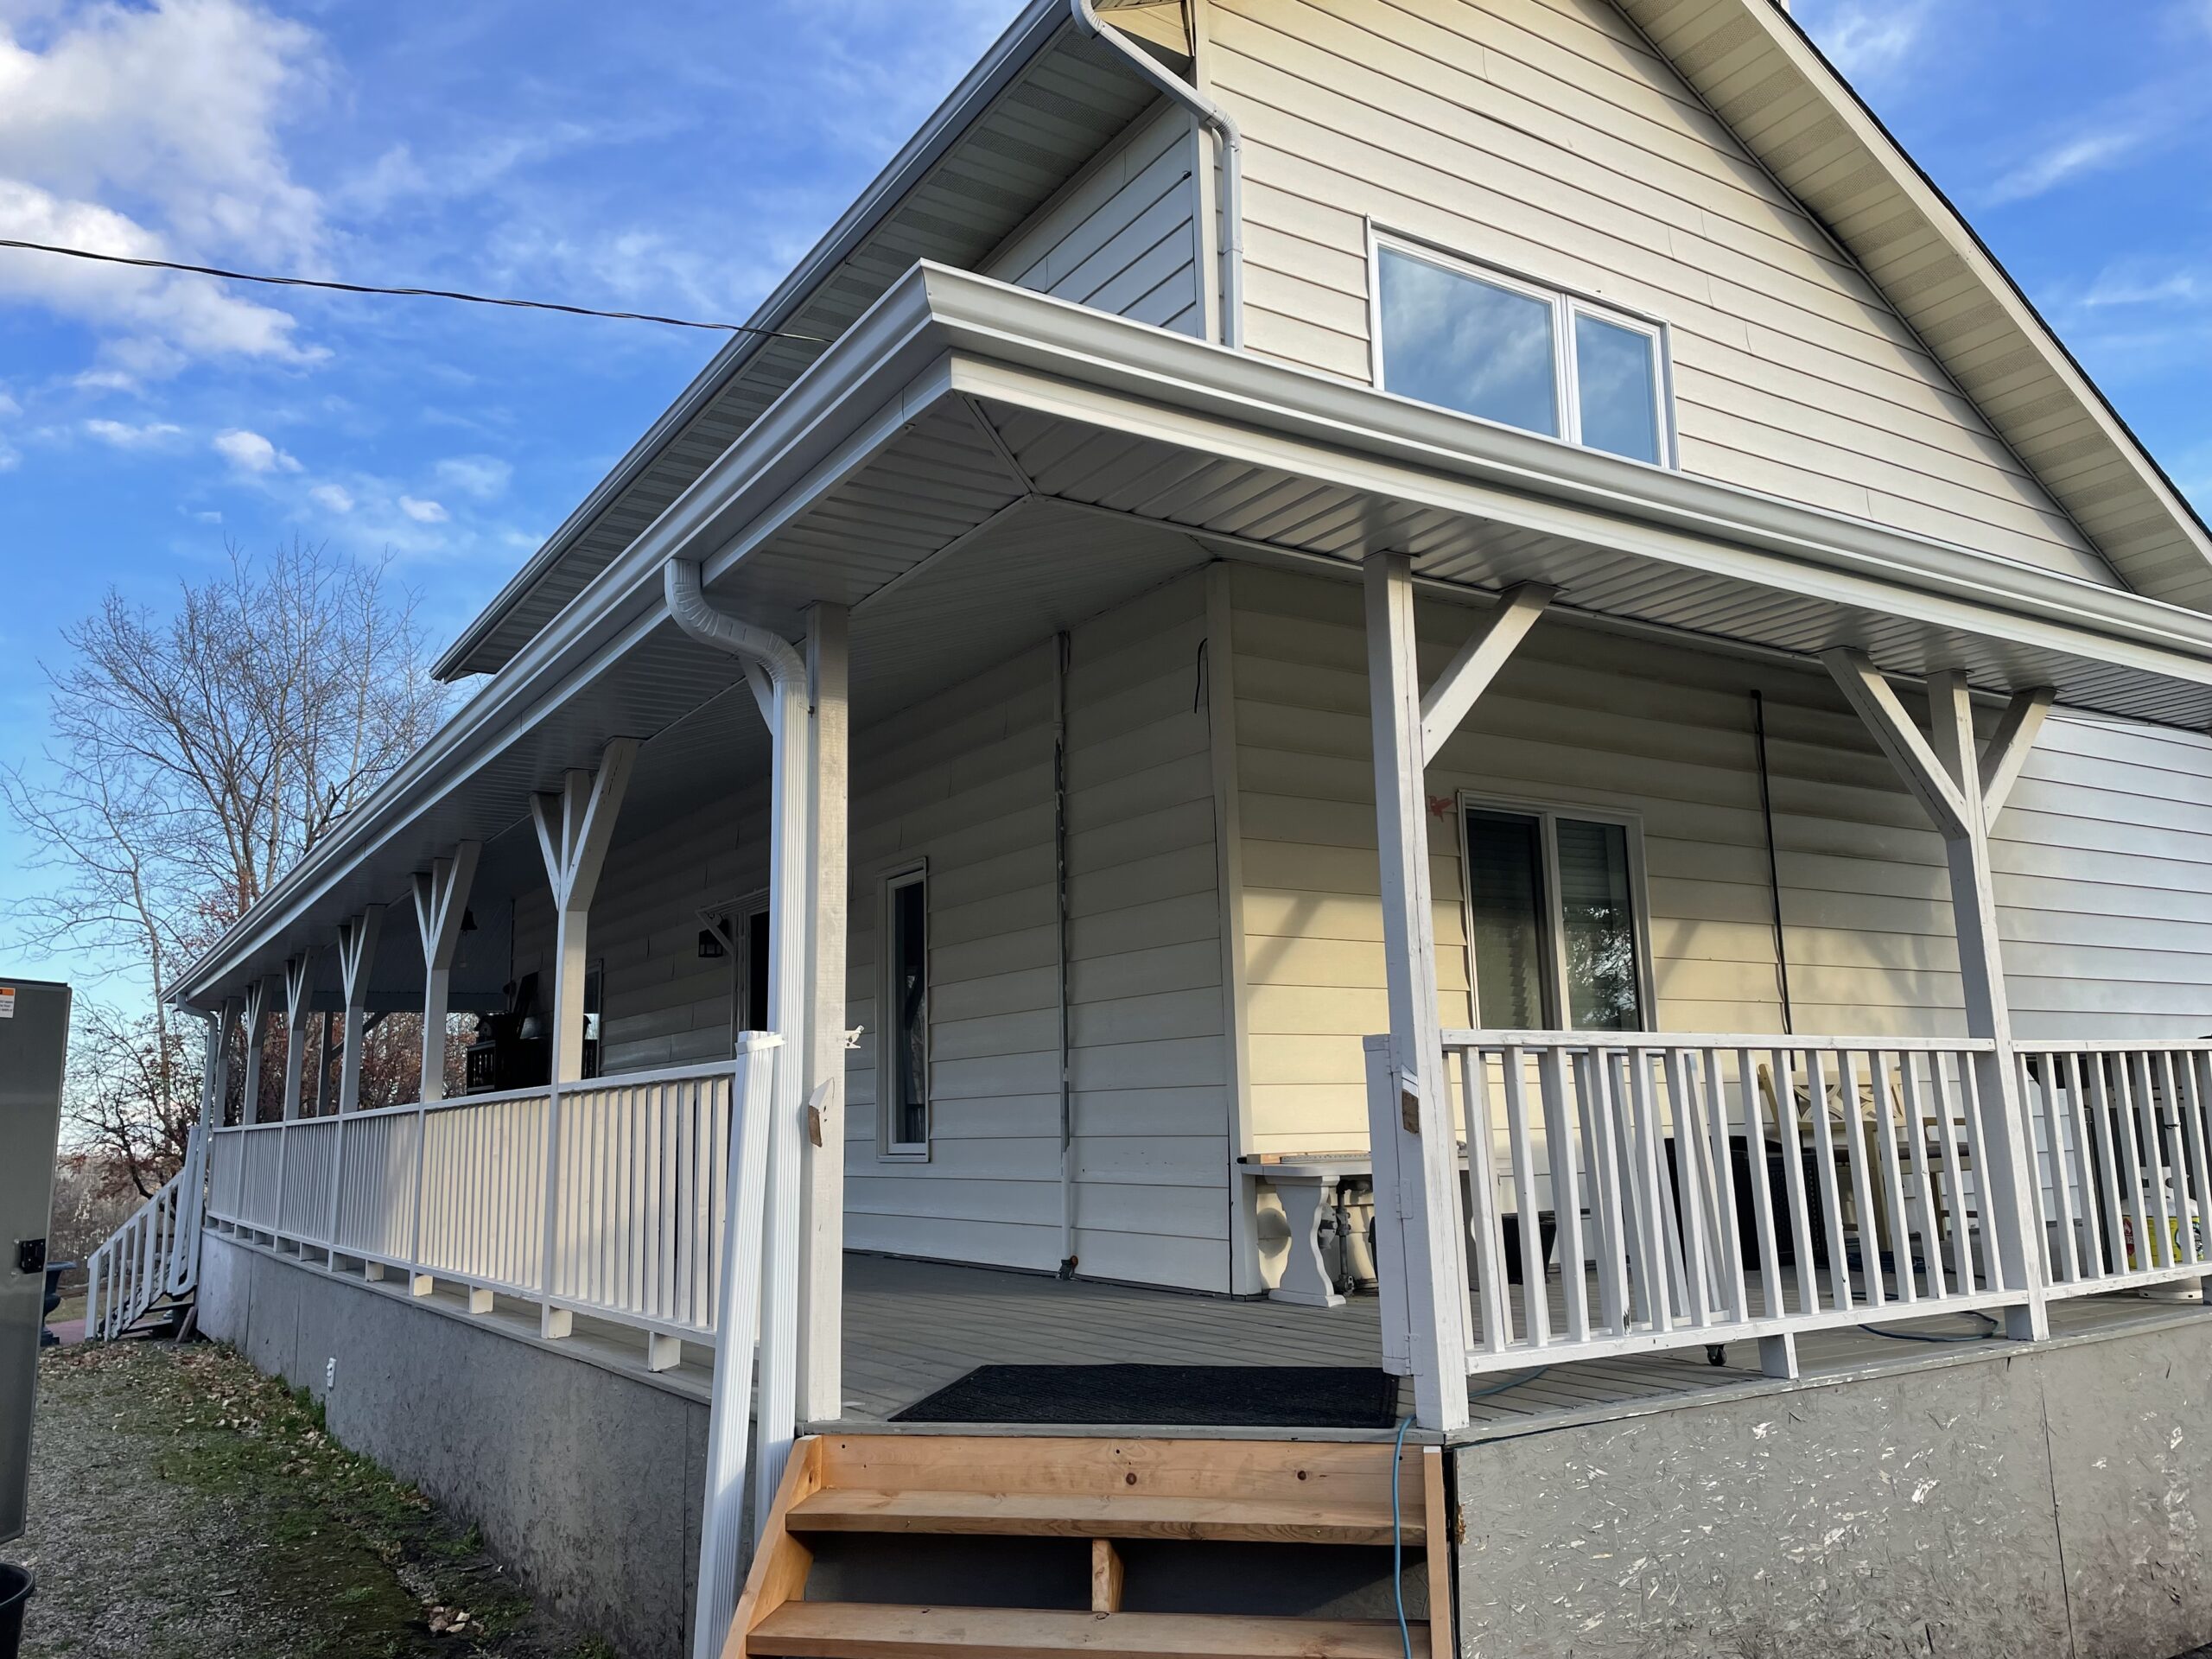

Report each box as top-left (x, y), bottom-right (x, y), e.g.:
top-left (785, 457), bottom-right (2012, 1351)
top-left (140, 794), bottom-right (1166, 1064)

top-left (157, 269), bottom-right (2212, 1655)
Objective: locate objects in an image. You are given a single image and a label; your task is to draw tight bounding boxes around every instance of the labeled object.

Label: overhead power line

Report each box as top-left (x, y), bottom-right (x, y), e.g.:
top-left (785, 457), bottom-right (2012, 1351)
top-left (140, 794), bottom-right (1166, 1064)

top-left (0, 236), bottom-right (828, 341)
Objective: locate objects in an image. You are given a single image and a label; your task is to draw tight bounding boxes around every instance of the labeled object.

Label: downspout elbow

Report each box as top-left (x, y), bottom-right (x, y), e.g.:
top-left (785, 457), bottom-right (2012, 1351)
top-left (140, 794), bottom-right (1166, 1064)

top-left (664, 559), bottom-right (806, 689)
top-left (1069, 0), bottom-right (1243, 350)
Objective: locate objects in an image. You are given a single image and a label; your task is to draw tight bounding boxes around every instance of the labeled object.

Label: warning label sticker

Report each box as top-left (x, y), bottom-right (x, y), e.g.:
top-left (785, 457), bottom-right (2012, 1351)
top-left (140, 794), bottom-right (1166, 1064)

top-left (0, 987), bottom-right (14, 1019)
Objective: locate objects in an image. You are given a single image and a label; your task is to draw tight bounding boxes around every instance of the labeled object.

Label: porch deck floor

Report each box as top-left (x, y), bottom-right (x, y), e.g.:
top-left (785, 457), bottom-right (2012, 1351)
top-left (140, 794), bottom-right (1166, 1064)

top-left (835, 1253), bottom-right (2209, 1438)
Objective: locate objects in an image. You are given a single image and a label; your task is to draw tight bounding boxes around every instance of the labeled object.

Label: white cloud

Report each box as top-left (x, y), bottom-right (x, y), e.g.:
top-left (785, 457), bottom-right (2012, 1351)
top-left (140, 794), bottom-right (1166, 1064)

top-left (398, 495), bottom-right (448, 523)
top-left (1987, 126), bottom-right (2152, 206)
top-left (0, 390), bottom-right (19, 420)
top-left (1806, 0), bottom-right (1931, 84)
top-left (84, 416), bottom-right (182, 447)
top-left (308, 481), bottom-right (354, 513)
top-left (433, 454), bottom-right (511, 499)
top-left (213, 426), bottom-right (298, 473)
top-left (0, 0), bottom-right (327, 371)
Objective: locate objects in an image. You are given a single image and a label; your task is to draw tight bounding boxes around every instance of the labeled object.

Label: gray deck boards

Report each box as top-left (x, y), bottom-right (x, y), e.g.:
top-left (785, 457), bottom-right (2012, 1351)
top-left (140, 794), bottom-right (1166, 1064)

top-left (836, 1253), bottom-right (2210, 1435)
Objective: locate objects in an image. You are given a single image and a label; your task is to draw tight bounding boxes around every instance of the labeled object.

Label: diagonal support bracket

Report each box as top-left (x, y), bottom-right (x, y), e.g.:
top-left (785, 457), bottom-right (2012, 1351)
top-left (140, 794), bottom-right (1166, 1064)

top-left (1820, 649), bottom-right (1972, 839)
top-left (1419, 582), bottom-right (1555, 763)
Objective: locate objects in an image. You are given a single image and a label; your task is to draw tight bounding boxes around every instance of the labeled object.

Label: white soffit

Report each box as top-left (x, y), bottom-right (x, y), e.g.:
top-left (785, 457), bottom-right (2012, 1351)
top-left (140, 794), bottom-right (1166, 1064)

top-left (1616, 0), bottom-right (2212, 610)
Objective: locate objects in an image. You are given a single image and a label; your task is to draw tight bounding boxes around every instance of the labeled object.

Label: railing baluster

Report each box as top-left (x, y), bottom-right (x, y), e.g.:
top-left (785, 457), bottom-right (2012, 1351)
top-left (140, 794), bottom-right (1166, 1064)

top-left (1539, 1046), bottom-right (1586, 1344)
top-left (1702, 1047), bottom-right (1745, 1323)
top-left (1583, 1051), bottom-right (1630, 1336)
top-left (1802, 1051), bottom-right (1852, 1313)
top-left (1663, 1048), bottom-right (1713, 1329)
top-left (1625, 1049), bottom-right (1674, 1332)
top-left (1765, 1046), bottom-right (1817, 1319)
top-left (1500, 1044), bottom-right (1546, 1348)
top-left (2034, 1052), bottom-right (2078, 1286)
top-left (1737, 1047), bottom-right (1783, 1321)
top-left (2180, 1053), bottom-right (2212, 1276)
top-left (1869, 1049), bottom-right (1914, 1306)
top-left (1836, 1049), bottom-right (1885, 1312)
top-left (1897, 1055), bottom-right (1946, 1300)
top-left (2157, 1052), bottom-right (2197, 1268)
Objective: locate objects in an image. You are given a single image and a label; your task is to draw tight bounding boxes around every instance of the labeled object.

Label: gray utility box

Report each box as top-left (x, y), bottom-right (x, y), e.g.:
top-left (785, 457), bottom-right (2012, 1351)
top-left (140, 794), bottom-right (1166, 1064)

top-left (0, 978), bottom-right (69, 1548)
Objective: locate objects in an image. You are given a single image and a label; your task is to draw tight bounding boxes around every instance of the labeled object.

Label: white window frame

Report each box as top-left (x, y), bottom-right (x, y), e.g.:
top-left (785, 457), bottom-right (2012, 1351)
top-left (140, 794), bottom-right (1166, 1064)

top-left (1366, 226), bottom-right (1678, 469)
top-left (1456, 791), bottom-right (1657, 1033)
top-left (878, 862), bottom-right (931, 1160)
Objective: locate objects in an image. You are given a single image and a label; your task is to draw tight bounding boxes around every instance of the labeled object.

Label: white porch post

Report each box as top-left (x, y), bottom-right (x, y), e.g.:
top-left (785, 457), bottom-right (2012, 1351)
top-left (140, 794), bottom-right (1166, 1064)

top-left (1824, 652), bottom-right (2055, 1339)
top-left (531, 741), bottom-right (638, 1338)
top-left (211, 997), bottom-right (239, 1128)
top-left (798, 603), bottom-right (849, 1425)
top-left (1362, 558), bottom-right (1552, 1431)
top-left (412, 842), bottom-right (481, 1104)
top-left (280, 954), bottom-right (313, 1121)
top-left (239, 978), bottom-right (270, 1125)
top-left (334, 909), bottom-right (385, 1116)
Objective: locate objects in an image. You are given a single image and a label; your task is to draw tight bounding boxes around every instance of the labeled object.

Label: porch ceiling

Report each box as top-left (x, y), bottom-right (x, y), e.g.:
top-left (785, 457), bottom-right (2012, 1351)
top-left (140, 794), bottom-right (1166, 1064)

top-left (181, 265), bottom-right (2212, 1007)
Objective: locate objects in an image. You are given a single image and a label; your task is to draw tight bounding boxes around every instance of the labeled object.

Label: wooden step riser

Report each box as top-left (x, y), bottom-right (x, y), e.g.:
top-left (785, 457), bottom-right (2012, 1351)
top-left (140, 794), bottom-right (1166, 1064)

top-left (747, 1604), bottom-right (1409, 1659)
top-left (788, 1491), bottom-right (1421, 1546)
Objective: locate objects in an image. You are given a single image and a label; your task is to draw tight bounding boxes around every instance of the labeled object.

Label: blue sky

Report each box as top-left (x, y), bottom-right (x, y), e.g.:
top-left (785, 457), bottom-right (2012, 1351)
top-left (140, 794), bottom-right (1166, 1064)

top-left (1, 0), bottom-right (2208, 988)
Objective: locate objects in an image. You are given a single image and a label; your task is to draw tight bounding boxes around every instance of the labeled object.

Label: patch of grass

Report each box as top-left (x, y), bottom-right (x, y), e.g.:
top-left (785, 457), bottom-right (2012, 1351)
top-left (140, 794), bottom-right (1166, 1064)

top-left (44, 1342), bottom-right (607, 1657)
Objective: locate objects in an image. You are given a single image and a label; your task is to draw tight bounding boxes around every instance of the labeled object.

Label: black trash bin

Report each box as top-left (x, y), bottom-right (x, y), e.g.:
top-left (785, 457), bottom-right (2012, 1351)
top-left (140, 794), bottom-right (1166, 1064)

top-left (0, 1563), bottom-right (32, 1659)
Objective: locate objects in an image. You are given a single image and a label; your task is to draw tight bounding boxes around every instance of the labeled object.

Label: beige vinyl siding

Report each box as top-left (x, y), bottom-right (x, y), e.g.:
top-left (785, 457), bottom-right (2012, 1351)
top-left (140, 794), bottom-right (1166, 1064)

top-left (1227, 563), bottom-right (2212, 1154)
top-left (1200, 0), bottom-right (2116, 583)
top-left (984, 99), bottom-right (1206, 337)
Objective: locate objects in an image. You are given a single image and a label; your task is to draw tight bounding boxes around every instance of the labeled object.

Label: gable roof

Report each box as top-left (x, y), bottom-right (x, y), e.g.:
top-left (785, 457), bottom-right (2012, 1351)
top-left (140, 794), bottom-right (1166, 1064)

top-left (433, 0), bottom-right (1166, 680)
top-left (439, 0), bottom-right (2212, 682)
top-left (1615, 0), bottom-right (2212, 609)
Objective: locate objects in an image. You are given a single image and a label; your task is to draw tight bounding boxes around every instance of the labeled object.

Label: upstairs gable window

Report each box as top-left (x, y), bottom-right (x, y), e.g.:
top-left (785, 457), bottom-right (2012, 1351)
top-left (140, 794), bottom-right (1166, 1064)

top-left (1373, 238), bottom-right (1673, 467)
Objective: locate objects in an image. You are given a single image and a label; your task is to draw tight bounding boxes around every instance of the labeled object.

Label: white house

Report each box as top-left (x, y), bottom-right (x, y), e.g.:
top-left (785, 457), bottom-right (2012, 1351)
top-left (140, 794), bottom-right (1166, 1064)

top-left (88, 3), bottom-right (2212, 1657)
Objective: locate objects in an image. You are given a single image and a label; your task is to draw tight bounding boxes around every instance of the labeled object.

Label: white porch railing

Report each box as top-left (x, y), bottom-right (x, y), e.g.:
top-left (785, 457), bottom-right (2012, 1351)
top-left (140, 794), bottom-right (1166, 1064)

top-left (204, 1058), bottom-right (741, 1357)
top-left (2017, 1041), bottom-right (2212, 1300)
top-left (85, 1128), bottom-right (204, 1340)
top-left (1423, 1031), bottom-right (2028, 1376)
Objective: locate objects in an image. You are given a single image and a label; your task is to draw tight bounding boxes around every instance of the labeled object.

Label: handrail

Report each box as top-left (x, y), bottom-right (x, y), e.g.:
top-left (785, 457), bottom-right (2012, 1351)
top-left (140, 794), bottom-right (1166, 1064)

top-left (1446, 1029), bottom-right (2000, 1054)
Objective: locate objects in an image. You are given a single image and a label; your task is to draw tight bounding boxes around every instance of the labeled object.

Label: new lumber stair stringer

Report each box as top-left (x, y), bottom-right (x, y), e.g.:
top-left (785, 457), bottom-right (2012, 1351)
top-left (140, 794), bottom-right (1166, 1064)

top-left (727, 1434), bottom-right (1453, 1659)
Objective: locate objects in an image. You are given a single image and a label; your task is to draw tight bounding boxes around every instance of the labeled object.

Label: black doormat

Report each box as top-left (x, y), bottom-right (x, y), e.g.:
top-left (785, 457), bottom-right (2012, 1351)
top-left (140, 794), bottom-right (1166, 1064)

top-left (889, 1363), bottom-right (1402, 1429)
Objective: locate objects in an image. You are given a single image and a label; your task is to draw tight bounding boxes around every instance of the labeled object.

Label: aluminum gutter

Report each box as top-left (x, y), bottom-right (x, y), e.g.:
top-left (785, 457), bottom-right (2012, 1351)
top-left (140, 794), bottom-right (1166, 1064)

top-left (908, 265), bottom-right (2212, 693)
top-left (183, 260), bottom-right (2212, 1005)
top-left (429, 0), bottom-right (1077, 683)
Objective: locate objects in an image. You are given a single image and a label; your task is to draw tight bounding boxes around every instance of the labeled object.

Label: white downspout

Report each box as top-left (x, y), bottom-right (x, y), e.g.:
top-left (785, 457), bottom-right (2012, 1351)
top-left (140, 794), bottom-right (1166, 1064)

top-left (1069, 0), bottom-right (1244, 349)
top-left (665, 558), bottom-right (813, 1650)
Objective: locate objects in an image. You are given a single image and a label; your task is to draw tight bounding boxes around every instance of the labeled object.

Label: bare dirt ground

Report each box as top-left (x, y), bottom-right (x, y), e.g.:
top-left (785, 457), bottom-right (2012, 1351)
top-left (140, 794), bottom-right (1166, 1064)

top-left (15, 1340), bottom-right (617, 1659)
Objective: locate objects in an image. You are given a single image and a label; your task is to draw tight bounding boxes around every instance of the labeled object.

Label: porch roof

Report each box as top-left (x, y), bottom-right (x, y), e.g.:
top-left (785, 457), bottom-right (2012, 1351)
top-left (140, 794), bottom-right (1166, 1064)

top-left (177, 264), bottom-right (2212, 1007)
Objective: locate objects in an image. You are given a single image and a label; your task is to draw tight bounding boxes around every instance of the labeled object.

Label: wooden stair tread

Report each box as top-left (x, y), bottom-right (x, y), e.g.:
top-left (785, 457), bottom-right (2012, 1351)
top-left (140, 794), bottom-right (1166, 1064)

top-left (747, 1602), bottom-right (1408, 1659)
top-left (788, 1488), bottom-right (1419, 1546)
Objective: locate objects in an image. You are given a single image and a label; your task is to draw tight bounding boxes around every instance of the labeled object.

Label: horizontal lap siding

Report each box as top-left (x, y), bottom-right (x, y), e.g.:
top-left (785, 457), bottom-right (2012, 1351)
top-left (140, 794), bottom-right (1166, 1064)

top-left (1205, 0), bottom-right (2113, 583)
top-left (1065, 576), bottom-right (1230, 1287)
top-left (845, 572), bottom-right (1231, 1292)
top-left (985, 99), bottom-right (1205, 337)
top-left (1229, 564), bottom-right (2212, 1154)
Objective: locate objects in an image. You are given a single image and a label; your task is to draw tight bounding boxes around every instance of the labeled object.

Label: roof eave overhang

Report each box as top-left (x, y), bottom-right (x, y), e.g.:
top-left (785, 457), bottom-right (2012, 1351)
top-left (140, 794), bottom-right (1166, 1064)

top-left (427, 0), bottom-right (1077, 683)
top-left (180, 264), bottom-right (2212, 1007)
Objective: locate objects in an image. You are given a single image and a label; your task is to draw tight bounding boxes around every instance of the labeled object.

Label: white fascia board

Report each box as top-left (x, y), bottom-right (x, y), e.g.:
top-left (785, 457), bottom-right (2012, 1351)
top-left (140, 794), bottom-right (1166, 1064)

top-left (429, 0), bottom-right (1077, 682)
top-left (910, 264), bottom-right (2212, 693)
top-left (175, 276), bottom-right (957, 1008)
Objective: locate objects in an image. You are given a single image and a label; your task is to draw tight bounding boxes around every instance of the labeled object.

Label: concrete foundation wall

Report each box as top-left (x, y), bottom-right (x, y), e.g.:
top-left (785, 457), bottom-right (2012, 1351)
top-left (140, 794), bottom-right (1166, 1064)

top-left (198, 1233), bottom-right (707, 1659)
top-left (1454, 1319), bottom-right (2212, 1659)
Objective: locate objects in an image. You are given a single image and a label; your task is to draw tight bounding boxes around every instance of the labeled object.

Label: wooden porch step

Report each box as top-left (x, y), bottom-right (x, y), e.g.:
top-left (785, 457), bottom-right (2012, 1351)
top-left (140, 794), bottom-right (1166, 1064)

top-left (747, 1602), bottom-right (1408, 1659)
top-left (787, 1487), bottom-right (1418, 1546)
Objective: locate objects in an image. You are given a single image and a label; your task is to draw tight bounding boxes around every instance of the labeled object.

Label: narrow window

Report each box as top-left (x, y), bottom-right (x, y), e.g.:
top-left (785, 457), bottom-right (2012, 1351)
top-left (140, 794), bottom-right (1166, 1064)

top-left (884, 868), bottom-right (930, 1154)
top-left (1375, 238), bottom-right (1673, 467)
top-left (1463, 804), bottom-right (1649, 1032)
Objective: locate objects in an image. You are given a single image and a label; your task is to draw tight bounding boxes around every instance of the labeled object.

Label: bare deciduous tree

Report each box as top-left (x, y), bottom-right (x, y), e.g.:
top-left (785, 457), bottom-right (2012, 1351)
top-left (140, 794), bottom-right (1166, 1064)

top-left (5, 540), bottom-right (449, 1184)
